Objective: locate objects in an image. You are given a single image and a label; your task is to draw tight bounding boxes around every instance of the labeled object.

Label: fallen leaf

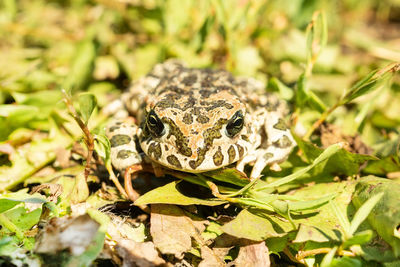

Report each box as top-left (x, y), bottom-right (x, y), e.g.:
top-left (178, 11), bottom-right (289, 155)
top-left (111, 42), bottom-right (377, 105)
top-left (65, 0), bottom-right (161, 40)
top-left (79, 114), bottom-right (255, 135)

top-left (320, 124), bottom-right (372, 155)
top-left (150, 204), bottom-right (207, 259)
top-left (135, 181), bottom-right (226, 206)
top-left (115, 239), bottom-right (166, 267)
top-left (54, 146), bottom-right (72, 168)
top-left (198, 234), bottom-right (240, 267)
top-left (34, 214), bottom-right (100, 256)
top-left (198, 246), bottom-right (226, 267)
top-left (233, 241), bottom-right (270, 267)
top-left (31, 183), bottom-right (63, 202)
top-left (352, 176), bottom-right (400, 257)
top-left (221, 209), bottom-right (292, 241)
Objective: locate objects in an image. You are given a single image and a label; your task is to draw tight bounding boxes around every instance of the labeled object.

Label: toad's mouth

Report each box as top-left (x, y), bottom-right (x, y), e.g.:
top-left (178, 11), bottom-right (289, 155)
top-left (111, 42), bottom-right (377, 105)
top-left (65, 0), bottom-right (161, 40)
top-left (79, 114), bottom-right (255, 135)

top-left (140, 139), bottom-right (248, 173)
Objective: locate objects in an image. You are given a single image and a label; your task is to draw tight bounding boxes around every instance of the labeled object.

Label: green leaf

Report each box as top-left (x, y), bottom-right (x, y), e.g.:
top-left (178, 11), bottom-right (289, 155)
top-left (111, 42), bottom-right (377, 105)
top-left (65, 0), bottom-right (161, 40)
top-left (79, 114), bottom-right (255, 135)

top-left (320, 246), bottom-right (337, 267)
top-left (203, 168), bottom-right (249, 187)
top-left (289, 181), bottom-right (356, 244)
top-left (0, 105), bottom-right (39, 140)
top-left (349, 192), bottom-right (383, 235)
top-left (364, 156), bottom-right (400, 176)
top-left (287, 194), bottom-right (336, 211)
top-left (0, 131), bottom-right (73, 191)
top-left (12, 90), bottom-right (62, 110)
top-left (294, 224), bottom-right (333, 243)
top-left (265, 234), bottom-right (295, 255)
top-left (63, 38), bottom-right (96, 93)
top-left (295, 73), bottom-right (308, 108)
top-left (0, 206), bottom-right (42, 249)
top-left (0, 199), bottom-right (21, 213)
top-left (359, 236), bottom-right (399, 263)
top-left (94, 134), bottom-right (111, 161)
top-left (340, 63), bottom-right (400, 105)
top-left (221, 209), bottom-right (293, 241)
top-left (294, 135), bottom-right (378, 176)
top-left (330, 200), bottom-right (351, 238)
top-left (0, 197), bottom-right (47, 213)
top-left (295, 67), bottom-right (327, 113)
top-left (330, 257), bottom-right (362, 267)
top-left (70, 173), bottom-right (89, 204)
top-left (78, 93), bottom-right (97, 124)
top-left (254, 143), bottom-right (342, 190)
top-left (134, 181), bottom-right (226, 206)
top-left (268, 77), bottom-right (294, 101)
top-left (305, 10), bottom-right (328, 68)
top-left (307, 90), bottom-right (327, 112)
top-left (352, 176), bottom-right (400, 257)
top-left (1, 207), bottom-right (41, 232)
top-left (343, 230), bottom-right (373, 248)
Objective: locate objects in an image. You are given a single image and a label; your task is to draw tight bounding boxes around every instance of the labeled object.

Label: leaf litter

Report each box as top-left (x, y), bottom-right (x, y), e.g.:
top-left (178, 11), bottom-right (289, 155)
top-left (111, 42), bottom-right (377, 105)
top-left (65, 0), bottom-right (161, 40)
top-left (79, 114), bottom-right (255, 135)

top-left (0, 0), bottom-right (400, 266)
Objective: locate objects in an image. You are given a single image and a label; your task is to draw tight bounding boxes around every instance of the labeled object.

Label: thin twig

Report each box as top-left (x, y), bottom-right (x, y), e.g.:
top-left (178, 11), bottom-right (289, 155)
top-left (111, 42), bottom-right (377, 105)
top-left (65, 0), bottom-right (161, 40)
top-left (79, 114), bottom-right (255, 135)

top-left (296, 247), bottom-right (355, 261)
top-left (62, 90), bottom-right (94, 180)
top-left (105, 164), bottom-right (128, 199)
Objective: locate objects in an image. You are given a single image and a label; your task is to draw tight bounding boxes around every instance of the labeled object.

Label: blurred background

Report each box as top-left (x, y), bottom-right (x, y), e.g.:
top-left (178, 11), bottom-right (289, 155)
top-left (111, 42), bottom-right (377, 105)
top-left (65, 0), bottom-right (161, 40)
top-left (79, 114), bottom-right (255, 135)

top-left (0, 0), bottom-right (399, 150)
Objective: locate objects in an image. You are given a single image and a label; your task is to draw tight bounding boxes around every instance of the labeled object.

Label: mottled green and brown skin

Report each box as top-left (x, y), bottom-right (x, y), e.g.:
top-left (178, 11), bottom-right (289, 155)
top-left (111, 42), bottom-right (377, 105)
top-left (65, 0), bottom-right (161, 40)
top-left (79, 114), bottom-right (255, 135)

top-left (106, 60), bottom-right (295, 179)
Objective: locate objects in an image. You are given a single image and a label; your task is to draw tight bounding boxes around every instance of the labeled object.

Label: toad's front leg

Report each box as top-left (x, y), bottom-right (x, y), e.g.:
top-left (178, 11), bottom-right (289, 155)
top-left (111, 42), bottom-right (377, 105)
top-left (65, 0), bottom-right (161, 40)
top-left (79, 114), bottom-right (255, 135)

top-left (106, 120), bottom-right (148, 201)
top-left (236, 109), bottom-right (295, 180)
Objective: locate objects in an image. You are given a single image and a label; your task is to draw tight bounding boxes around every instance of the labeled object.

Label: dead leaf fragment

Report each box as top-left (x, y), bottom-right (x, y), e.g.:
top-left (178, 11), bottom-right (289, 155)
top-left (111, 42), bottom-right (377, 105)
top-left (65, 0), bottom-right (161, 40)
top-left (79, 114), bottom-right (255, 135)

top-left (55, 146), bottom-right (72, 168)
top-left (116, 239), bottom-right (166, 267)
top-left (150, 204), bottom-right (207, 259)
top-left (35, 214), bottom-right (100, 256)
top-left (233, 241), bottom-right (270, 267)
top-left (31, 183), bottom-right (63, 202)
top-left (320, 124), bottom-right (372, 154)
top-left (198, 246), bottom-right (227, 267)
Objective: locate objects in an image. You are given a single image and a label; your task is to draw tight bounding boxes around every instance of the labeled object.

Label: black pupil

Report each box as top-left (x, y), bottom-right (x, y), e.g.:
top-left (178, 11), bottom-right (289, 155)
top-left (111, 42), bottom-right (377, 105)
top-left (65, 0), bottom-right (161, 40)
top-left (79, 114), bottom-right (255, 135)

top-left (149, 116), bottom-right (157, 125)
top-left (233, 118), bottom-right (243, 127)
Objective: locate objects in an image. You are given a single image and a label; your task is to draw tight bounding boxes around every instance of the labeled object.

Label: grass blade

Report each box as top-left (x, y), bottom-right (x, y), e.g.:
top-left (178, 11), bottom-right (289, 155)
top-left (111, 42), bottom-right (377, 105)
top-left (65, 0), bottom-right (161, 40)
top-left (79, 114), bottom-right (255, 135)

top-left (255, 144), bottom-right (341, 190)
top-left (349, 192), bottom-right (384, 235)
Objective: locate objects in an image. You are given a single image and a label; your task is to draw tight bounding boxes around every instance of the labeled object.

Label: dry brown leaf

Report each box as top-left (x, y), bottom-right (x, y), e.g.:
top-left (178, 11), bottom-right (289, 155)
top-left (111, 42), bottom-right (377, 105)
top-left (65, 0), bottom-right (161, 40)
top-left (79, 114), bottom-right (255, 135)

top-left (104, 213), bottom-right (162, 266)
top-left (150, 204), bottom-right (207, 259)
top-left (198, 246), bottom-right (227, 267)
top-left (232, 241), bottom-right (270, 267)
top-left (55, 146), bottom-right (72, 168)
top-left (34, 214), bottom-right (99, 256)
top-left (199, 234), bottom-right (238, 266)
top-left (31, 183), bottom-right (63, 202)
top-left (115, 239), bottom-right (166, 267)
top-left (320, 124), bottom-right (372, 154)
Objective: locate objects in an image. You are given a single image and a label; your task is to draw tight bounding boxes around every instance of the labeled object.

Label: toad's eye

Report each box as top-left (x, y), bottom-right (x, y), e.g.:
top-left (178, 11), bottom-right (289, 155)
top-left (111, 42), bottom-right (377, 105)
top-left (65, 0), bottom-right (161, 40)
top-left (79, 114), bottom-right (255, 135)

top-left (226, 110), bottom-right (244, 137)
top-left (146, 110), bottom-right (165, 137)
